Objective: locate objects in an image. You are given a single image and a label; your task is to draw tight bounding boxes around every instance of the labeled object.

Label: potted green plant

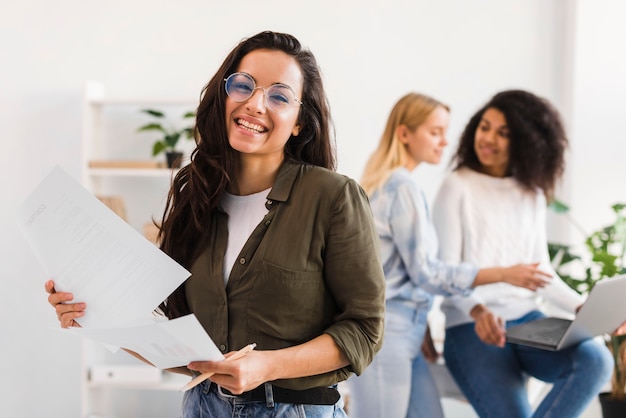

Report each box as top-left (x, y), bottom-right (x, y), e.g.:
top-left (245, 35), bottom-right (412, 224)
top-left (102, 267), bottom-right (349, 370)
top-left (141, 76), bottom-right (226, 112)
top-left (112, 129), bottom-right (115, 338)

top-left (137, 108), bottom-right (196, 168)
top-left (549, 201), bottom-right (626, 418)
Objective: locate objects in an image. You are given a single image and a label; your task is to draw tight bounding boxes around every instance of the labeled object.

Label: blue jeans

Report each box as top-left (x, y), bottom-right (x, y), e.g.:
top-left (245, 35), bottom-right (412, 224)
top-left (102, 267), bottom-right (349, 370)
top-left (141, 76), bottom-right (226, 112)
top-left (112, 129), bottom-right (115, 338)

top-left (443, 310), bottom-right (614, 418)
top-left (181, 381), bottom-right (347, 418)
top-left (347, 300), bottom-right (444, 418)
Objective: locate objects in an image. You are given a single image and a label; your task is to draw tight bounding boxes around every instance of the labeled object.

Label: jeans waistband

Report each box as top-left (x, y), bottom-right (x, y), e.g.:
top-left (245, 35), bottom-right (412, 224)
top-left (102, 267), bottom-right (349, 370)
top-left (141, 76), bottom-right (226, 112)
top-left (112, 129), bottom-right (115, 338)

top-left (211, 382), bottom-right (340, 406)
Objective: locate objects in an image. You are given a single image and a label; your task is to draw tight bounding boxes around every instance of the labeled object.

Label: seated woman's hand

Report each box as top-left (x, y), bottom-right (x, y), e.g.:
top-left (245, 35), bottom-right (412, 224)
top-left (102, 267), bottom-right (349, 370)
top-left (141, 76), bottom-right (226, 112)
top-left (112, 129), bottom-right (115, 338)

top-left (45, 280), bottom-right (85, 328)
top-left (470, 304), bottom-right (506, 348)
top-left (503, 263), bottom-right (552, 291)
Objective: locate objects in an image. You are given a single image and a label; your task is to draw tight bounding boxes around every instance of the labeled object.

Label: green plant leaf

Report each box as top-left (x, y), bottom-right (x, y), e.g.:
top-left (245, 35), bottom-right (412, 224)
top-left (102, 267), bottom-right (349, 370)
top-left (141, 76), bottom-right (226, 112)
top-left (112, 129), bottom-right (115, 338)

top-left (548, 199), bottom-right (570, 214)
top-left (140, 108), bottom-right (195, 158)
top-left (612, 203), bottom-right (626, 212)
top-left (152, 141), bottom-right (167, 156)
top-left (560, 276), bottom-right (587, 295)
top-left (164, 133), bottom-right (181, 148)
top-left (548, 243), bottom-right (580, 268)
top-left (548, 201), bottom-right (626, 396)
top-left (141, 109), bottom-right (165, 118)
top-left (182, 127), bottom-right (194, 139)
top-left (138, 123), bottom-right (166, 133)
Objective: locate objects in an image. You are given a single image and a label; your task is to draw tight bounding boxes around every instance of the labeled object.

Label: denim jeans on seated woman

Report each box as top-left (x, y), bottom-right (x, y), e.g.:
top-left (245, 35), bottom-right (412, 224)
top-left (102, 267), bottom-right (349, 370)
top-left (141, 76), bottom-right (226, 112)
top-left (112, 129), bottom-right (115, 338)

top-left (443, 310), bottom-right (613, 418)
top-left (181, 380), bottom-right (347, 418)
top-left (347, 299), bottom-right (444, 418)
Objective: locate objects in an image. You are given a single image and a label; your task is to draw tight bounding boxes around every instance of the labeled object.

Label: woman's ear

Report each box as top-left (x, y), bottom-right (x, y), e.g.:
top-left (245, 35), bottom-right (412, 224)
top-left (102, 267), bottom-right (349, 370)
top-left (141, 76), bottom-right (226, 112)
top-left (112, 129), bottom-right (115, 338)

top-left (292, 124), bottom-right (301, 137)
top-left (397, 125), bottom-right (409, 144)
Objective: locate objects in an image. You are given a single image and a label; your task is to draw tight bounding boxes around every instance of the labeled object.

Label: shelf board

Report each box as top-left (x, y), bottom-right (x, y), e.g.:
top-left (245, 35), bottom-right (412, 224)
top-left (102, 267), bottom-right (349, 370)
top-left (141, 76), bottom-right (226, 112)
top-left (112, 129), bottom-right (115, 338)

top-left (87, 372), bottom-right (190, 391)
top-left (88, 97), bottom-right (196, 106)
top-left (87, 168), bottom-right (179, 177)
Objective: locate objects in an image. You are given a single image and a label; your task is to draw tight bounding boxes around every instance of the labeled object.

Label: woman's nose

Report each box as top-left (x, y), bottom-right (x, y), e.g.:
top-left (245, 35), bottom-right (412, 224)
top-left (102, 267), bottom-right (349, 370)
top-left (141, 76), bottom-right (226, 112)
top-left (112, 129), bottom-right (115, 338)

top-left (480, 130), bottom-right (496, 144)
top-left (245, 88), bottom-right (267, 112)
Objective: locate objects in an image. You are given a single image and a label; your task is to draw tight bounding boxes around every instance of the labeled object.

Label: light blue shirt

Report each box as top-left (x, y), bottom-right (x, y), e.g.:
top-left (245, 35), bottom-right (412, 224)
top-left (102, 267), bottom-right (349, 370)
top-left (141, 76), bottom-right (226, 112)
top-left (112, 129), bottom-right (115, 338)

top-left (369, 168), bottom-right (477, 309)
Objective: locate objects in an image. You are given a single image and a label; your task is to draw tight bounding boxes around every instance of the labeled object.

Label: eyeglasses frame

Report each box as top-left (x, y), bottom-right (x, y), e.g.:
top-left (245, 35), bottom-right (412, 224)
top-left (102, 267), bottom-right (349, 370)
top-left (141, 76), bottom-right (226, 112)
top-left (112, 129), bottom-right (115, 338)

top-left (223, 72), bottom-right (303, 111)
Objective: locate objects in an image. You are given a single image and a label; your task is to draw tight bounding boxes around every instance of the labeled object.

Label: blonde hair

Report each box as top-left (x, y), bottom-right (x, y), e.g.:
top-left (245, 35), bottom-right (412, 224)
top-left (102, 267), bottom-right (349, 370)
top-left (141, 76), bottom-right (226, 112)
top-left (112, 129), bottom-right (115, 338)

top-left (360, 93), bottom-right (449, 195)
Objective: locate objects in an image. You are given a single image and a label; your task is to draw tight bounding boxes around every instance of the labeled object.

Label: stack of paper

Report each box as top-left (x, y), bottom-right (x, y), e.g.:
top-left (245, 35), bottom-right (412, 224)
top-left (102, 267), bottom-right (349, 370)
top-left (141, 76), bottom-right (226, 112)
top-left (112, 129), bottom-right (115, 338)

top-left (17, 166), bottom-right (224, 369)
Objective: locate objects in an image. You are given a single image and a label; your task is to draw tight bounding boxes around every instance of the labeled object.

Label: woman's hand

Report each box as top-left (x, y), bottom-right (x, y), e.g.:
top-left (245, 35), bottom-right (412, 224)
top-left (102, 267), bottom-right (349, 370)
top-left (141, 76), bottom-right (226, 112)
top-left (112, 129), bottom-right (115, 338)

top-left (501, 263), bottom-right (552, 291)
top-left (187, 334), bottom-right (347, 394)
top-left (470, 304), bottom-right (506, 347)
top-left (420, 324), bottom-right (440, 363)
top-left (187, 349), bottom-right (268, 394)
top-left (45, 280), bottom-right (85, 328)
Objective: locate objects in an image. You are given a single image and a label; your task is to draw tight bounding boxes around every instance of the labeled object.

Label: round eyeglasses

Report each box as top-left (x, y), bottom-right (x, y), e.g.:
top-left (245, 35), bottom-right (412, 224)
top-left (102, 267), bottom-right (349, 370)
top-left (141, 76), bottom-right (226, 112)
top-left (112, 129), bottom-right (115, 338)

top-left (224, 72), bottom-right (302, 112)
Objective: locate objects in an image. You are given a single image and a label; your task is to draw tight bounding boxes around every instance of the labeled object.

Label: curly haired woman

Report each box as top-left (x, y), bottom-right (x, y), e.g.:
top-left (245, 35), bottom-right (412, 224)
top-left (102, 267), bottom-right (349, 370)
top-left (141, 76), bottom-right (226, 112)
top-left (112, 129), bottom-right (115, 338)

top-left (432, 90), bottom-right (613, 418)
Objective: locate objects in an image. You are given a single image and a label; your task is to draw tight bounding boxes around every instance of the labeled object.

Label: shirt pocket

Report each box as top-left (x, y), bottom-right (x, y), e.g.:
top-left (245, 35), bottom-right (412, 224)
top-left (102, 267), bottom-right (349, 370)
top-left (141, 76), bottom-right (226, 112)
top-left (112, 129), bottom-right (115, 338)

top-left (247, 261), bottom-right (328, 343)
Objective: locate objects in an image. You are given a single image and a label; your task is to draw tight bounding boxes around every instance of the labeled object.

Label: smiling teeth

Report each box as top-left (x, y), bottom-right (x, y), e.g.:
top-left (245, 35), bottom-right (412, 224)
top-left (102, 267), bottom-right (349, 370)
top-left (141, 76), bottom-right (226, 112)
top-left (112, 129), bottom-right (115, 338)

top-left (237, 119), bottom-right (266, 133)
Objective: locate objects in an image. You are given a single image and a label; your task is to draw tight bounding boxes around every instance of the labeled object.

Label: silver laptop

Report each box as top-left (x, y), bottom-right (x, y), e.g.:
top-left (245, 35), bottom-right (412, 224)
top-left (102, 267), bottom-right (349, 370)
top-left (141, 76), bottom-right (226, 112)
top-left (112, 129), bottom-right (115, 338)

top-left (505, 274), bottom-right (626, 351)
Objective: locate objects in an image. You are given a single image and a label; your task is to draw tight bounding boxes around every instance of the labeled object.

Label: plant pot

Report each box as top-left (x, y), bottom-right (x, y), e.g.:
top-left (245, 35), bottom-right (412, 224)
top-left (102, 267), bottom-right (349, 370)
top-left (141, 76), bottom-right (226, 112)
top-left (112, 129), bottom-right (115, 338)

top-left (165, 151), bottom-right (183, 168)
top-left (599, 392), bottom-right (626, 418)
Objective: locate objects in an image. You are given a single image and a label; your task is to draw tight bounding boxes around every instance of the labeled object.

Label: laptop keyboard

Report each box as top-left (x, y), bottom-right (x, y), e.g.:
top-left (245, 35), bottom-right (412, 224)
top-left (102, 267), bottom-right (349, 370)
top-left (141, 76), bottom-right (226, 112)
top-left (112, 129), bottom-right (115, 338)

top-left (529, 324), bottom-right (568, 345)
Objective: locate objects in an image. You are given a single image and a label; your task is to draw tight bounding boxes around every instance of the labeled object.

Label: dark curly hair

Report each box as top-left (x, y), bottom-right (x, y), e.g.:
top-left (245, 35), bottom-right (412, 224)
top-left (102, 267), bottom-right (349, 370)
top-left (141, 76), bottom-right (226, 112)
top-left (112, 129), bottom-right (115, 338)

top-left (452, 89), bottom-right (567, 198)
top-left (158, 31), bottom-right (335, 318)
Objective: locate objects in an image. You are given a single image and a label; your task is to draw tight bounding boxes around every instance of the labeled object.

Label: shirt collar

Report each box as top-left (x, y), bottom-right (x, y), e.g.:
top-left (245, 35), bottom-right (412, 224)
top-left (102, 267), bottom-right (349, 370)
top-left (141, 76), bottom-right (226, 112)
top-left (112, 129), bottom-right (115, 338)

top-left (266, 160), bottom-right (300, 205)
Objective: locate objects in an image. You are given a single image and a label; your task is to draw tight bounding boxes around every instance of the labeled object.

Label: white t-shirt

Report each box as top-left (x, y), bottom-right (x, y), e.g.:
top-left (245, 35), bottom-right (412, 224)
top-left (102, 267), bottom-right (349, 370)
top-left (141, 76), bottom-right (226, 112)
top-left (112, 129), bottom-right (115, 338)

top-left (220, 188), bottom-right (271, 286)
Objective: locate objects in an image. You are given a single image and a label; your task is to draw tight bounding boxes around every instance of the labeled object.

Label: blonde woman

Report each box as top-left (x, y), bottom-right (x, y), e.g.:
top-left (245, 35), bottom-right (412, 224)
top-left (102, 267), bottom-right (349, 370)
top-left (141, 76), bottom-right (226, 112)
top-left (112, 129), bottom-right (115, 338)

top-left (347, 93), bottom-right (551, 418)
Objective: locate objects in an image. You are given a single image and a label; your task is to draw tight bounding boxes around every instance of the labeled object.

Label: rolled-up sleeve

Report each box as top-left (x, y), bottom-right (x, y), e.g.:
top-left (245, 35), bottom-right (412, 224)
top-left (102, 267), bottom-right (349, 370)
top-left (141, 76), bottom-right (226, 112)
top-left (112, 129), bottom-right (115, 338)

top-left (322, 179), bottom-right (386, 375)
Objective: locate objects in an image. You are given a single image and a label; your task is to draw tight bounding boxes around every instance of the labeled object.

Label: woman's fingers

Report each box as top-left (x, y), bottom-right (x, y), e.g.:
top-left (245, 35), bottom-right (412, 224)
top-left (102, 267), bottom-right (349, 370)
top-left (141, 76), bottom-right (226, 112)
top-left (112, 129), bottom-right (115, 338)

top-left (45, 279), bottom-right (55, 294)
top-left (475, 312), bottom-right (505, 347)
top-left (507, 264), bottom-right (553, 291)
top-left (530, 267), bottom-right (552, 288)
top-left (45, 279), bottom-right (85, 328)
top-left (526, 275), bottom-right (551, 290)
top-left (47, 289), bottom-right (73, 307)
top-left (55, 300), bottom-right (86, 328)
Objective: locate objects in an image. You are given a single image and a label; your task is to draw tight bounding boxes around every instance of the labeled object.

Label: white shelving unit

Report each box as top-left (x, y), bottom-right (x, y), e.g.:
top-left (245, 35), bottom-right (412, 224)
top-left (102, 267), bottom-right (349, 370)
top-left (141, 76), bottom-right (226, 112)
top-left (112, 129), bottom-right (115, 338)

top-left (80, 81), bottom-right (197, 418)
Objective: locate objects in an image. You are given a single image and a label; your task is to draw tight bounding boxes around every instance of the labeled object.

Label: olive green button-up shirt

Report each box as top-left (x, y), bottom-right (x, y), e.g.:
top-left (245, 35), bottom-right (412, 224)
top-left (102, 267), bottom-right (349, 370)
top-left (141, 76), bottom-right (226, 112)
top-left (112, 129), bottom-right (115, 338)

top-left (185, 161), bottom-right (385, 390)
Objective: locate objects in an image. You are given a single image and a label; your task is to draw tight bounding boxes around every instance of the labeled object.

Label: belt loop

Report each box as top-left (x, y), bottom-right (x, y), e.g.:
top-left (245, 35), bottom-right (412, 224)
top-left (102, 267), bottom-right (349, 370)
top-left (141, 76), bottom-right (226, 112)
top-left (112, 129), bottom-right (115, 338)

top-left (264, 382), bottom-right (275, 408)
top-left (202, 380), bottom-right (211, 395)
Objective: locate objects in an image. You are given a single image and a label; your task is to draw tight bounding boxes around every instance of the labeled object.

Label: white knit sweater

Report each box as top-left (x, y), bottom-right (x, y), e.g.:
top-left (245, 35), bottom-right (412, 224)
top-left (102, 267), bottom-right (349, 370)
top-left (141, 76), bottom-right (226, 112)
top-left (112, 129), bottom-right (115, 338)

top-left (432, 167), bottom-right (584, 328)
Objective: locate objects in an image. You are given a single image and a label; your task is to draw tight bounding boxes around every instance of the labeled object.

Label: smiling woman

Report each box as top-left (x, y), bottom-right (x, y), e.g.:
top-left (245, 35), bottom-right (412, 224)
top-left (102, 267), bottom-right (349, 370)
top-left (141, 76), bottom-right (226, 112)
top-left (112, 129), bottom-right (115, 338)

top-left (223, 49), bottom-right (304, 169)
top-left (44, 30), bottom-right (386, 418)
top-left (432, 89), bottom-right (614, 418)
top-left (472, 108), bottom-right (510, 177)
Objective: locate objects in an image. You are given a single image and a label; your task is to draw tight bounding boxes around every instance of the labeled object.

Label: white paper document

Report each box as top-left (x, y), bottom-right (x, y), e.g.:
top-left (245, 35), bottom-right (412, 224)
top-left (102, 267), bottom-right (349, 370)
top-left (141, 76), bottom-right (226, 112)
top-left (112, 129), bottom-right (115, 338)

top-left (70, 314), bottom-right (225, 369)
top-left (16, 166), bottom-right (190, 328)
top-left (18, 166), bottom-right (226, 369)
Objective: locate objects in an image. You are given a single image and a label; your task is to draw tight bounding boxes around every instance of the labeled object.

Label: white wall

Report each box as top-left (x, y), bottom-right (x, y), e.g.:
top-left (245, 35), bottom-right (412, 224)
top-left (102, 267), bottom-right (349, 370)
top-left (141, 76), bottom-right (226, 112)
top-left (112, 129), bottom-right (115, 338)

top-left (1, 1), bottom-right (620, 417)
top-left (568, 0), bottom-right (626, 244)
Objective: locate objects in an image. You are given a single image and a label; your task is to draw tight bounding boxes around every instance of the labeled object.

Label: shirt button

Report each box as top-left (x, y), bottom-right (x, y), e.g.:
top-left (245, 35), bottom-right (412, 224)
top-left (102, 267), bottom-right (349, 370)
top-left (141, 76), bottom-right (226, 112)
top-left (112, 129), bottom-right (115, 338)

top-left (265, 220), bottom-right (271, 226)
top-left (239, 257), bottom-right (246, 265)
top-left (219, 345), bottom-right (226, 352)
top-left (266, 199), bottom-right (273, 205)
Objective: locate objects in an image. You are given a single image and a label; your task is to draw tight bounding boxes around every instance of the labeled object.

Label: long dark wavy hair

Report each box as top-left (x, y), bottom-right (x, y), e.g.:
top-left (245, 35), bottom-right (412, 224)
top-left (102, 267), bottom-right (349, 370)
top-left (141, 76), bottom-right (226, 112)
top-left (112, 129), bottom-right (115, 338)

top-left (452, 89), bottom-right (567, 198)
top-left (158, 31), bottom-right (335, 318)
